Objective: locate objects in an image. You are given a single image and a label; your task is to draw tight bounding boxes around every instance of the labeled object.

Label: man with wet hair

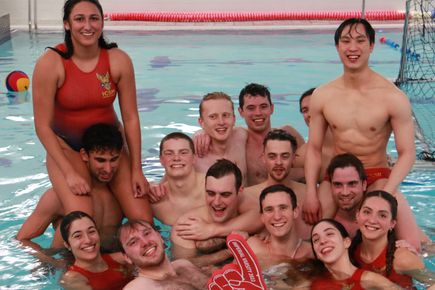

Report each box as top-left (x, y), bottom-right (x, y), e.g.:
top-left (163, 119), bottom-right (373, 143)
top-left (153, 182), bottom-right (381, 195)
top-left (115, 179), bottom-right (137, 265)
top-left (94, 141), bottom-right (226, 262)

top-left (119, 220), bottom-right (208, 290)
top-left (303, 18), bottom-right (420, 249)
top-left (195, 92), bottom-right (248, 184)
top-left (247, 184), bottom-right (314, 269)
top-left (149, 132), bottom-right (206, 226)
top-left (171, 159), bottom-right (260, 266)
top-left (17, 124), bottom-right (124, 250)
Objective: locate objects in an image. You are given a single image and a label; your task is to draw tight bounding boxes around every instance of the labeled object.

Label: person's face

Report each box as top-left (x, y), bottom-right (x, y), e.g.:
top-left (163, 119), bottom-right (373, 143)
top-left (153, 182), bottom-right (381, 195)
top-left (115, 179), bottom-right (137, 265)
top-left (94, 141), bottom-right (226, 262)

top-left (160, 138), bottom-right (194, 178)
top-left (66, 217), bottom-right (100, 262)
top-left (263, 140), bottom-right (294, 182)
top-left (261, 191), bottom-right (298, 238)
top-left (300, 95), bottom-right (311, 126)
top-left (205, 174), bottom-right (239, 223)
top-left (331, 166), bottom-right (366, 211)
top-left (238, 95), bottom-right (274, 133)
top-left (120, 223), bottom-right (165, 268)
top-left (81, 149), bottom-right (121, 183)
top-left (336, 23), bottom-right (374, 72)
top-left (356, 196), bottom-right (396, 241)
top-left (64, 1), bottom-right (103, 48)
top-left (311, 221), bottom-right (351, 265)
top-left (199, 99), bottom-right (235, 143)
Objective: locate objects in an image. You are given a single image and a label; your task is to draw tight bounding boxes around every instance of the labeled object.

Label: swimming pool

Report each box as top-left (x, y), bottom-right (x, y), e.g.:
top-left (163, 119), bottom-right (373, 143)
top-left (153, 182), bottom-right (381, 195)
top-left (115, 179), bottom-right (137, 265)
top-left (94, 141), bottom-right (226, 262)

top-left (0, 28), bottom-right (433, 289)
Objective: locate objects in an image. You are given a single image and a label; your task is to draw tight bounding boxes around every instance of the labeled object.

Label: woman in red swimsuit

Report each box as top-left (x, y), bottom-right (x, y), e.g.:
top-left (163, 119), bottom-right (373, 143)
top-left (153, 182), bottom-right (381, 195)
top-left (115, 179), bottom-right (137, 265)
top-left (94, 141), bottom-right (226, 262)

top-left (310, 219), bottom-right (400, 290)
top-left (60, 211), bottom-right (132, 290)
top-left (351, 191), bottom-right (432, 289)
top-left (32, 0), bottom-right (152, 238)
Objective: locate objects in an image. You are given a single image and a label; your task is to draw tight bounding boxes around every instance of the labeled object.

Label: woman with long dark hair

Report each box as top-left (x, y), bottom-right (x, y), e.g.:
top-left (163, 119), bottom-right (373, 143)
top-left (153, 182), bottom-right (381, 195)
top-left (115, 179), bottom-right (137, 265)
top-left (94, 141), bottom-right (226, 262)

top-left (59, 211), bottom-right (132, 289)
top-left (310, 219), bottom-right (400, 289)
top-left (32, 0), bottom-right (152, 246)
top-left (351, 190), bottom-right (433, 289)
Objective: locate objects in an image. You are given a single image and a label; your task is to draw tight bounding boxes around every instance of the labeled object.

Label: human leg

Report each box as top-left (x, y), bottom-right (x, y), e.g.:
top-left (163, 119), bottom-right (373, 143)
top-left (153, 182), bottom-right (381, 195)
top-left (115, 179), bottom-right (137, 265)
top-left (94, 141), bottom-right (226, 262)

top-left (109, 149), bottom-right (153, 222)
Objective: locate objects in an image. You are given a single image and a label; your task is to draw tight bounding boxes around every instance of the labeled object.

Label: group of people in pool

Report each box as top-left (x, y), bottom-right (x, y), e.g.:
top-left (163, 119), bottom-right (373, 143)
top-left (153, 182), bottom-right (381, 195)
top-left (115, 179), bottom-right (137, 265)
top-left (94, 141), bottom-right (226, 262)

top-left (13, 0), bottom-right (434, 288)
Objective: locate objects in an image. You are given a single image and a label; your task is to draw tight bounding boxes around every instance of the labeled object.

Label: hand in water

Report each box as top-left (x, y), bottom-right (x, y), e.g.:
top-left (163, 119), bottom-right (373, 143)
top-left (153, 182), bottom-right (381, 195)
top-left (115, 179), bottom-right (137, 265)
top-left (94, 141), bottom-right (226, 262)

top-left (208, 233), bottom-right (266, 290)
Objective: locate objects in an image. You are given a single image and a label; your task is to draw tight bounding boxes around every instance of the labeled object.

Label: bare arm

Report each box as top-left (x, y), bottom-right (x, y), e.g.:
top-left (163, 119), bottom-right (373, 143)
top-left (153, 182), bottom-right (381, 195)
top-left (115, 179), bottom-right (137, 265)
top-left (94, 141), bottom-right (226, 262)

top-left (361, 271), bottom-right (402, 290)
top-left (188, 248), bottom-right (232, 268)
top-left (16, 189), bottom-right (65, 267)
top-left (60, 271), bottom-right (92, 290)
top-left (174, 191), bottom-right (262, 240)
top-left (32, 51), bottom-right (89, 195)
top-left (383, 90), bottom-right (415, 194)
top-left (111, 49), bottom-right (149, 197)
top-left (170, 223), bottom-right (198, 259)
top-left (303, 89), bottom-right (328, 224)
top-left (393, 248), bottom-right (433, 286)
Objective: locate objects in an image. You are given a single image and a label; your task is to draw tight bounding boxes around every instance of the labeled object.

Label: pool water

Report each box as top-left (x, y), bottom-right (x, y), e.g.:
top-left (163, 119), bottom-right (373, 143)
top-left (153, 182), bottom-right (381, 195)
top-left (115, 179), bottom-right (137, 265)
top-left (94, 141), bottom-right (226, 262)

top-left (0, 28), bottom-right (433, 289)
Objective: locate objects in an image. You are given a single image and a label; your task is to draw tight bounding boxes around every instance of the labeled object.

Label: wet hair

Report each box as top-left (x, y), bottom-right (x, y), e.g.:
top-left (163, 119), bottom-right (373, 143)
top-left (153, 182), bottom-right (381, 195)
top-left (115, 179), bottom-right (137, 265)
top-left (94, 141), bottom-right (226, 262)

top-left (299, 87), bottom-right (316, 113)
top-left (259, 184), bottom-right (297, 213)
top-left (263, 129), bottom-right (298, 153)
top-left (350, 190), bottom-right (398, 276)
top-left (82, 123), bottom-right (123, 153)
top-left (60, 211), bottom-right (97, 245)
top-left (334, 18), bottom-right (375, 46)
top-left (159, 132), bottom-right (195, 156)
top-left (117, 220), bottom-right (157, 253)
top-left (206, 159), bottom-right (242, 193)
top-left (326, 153), bottom-right (367, 182)
top-left (310, 219), bottom-right (356, 265)
top-left (48, 0), bottom-right (117, 59)
top-left (238, 83), bottom-right (272, 109)
top-left (199, 92), bottom-right (234, 118)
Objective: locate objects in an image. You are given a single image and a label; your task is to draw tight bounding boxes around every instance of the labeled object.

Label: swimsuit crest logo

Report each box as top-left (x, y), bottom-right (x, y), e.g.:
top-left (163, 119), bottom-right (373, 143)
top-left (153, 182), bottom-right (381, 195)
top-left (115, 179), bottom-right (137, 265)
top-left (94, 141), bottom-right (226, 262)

top-left (96, 72), bottom-right (116, 98)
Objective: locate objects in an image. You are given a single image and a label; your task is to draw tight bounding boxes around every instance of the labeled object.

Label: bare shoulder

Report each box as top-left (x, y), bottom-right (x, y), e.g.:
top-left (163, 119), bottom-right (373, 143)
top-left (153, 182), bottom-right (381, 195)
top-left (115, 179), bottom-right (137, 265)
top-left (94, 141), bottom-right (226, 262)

top-left (107, 47), bottom-right (133, 74)
top-left (107, 47), bottom-right (131, 60)
top-left (231, 126), bottom-right (249, 142)
top-left (393, 247), bottom-right (424, 272)
top-left (34, 49), bottom-right (63, 78)
top-left (123, 277), bottom-right (155, 290)
top-left (361, 270), bottom-right (399, 289)
top-left (60, 270), bottom-right (90, 290)
top-left (247, 235), bottom-right (264, 252)
top-left (243, 182), bottom-right (265, 199)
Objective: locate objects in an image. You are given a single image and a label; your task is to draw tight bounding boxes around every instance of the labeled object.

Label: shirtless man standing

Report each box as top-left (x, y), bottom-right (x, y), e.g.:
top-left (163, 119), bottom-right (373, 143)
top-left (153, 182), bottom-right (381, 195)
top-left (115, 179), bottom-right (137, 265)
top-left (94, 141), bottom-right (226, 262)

top-left (244, 129), bottom-right (310, 238)
top-left (237, 83), bottom-right (305, 185)
top-left (151, 132), bottom-right (205, 226)
top-left (303, 18), bottom-right (420, 249)
top-left (247, 184), bottom-right (313, 269)
top-left (119, 220), bottom-right (208, 290)
top-left (17, 124), bottom-right (123, 250)
top-left (195, 92), bottom-right (248, 184)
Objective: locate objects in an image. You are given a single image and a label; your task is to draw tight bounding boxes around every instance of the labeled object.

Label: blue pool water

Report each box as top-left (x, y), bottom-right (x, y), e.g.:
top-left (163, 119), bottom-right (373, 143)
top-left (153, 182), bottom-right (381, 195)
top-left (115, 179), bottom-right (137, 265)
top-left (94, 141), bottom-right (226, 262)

top-left (0, 28), bottom-right (433, 289)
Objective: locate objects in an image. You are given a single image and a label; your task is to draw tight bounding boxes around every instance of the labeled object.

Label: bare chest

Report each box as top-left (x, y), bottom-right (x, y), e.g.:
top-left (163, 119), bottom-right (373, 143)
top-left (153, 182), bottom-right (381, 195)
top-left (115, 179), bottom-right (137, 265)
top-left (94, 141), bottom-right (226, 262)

top-left (323, 97), bottom-right (390, 134)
